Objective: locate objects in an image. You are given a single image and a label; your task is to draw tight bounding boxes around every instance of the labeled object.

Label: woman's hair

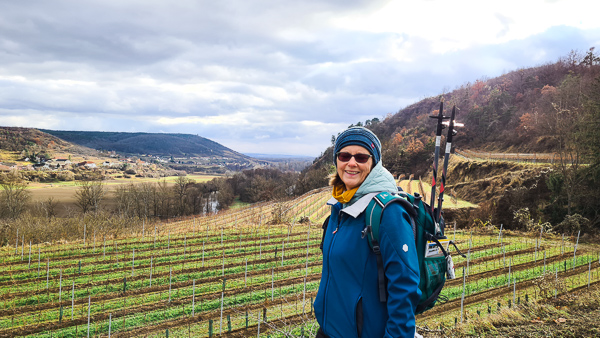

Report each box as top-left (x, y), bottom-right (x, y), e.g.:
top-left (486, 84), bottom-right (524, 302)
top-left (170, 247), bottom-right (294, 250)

top-left (328, 172), bottom-right (343, 187)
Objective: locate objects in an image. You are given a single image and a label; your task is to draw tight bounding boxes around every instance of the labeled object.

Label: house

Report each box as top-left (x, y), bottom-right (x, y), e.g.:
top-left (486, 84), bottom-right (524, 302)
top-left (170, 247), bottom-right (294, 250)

top-left (33, 163), bottom-right (51, 170)
top-left (102, 161), bottom-right (119, 167)
top-left (78, 161), bottom-right (97, 169)
top-left (48, 158), bottom-right (72, 169)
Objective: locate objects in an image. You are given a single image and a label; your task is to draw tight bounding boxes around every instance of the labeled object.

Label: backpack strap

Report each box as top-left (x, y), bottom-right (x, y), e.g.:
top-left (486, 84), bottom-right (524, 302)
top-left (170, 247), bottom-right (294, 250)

top-left (319, 215), bottom-right (330, 253)
top-left (363, 192), bottom-right (417, 302)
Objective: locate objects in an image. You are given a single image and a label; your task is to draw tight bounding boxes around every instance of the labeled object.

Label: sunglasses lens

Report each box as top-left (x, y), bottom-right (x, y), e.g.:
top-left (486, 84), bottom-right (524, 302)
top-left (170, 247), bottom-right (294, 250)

top-left (337, 152), bottom-right (370, 163)
top-left (354, 154), bottom-right (370, 163)
top-left (337, 152), bottom-right (352, 162)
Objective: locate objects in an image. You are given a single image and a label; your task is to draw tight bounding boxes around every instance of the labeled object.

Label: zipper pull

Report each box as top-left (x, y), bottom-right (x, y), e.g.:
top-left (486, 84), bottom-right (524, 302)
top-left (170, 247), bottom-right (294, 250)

top-left (332, 225), bottom-right (339, 234)
top-left (361, 225), bottom-right (371, 239)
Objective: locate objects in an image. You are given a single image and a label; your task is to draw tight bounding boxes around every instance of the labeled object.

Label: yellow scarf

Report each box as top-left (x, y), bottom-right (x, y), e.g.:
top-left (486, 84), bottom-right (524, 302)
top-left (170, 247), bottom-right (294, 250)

top-left (332, 184), bottom-right (359, 204)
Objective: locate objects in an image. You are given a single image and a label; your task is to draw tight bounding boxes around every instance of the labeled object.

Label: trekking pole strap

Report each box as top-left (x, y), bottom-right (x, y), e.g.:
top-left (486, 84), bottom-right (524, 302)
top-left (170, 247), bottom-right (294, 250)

top-left (450, 241), bottom-right (467, 258)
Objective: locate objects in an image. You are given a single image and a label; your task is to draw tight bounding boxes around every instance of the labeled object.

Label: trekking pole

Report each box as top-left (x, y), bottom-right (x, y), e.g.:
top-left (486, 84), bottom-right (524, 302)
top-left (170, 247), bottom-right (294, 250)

top-left (435, 106), bottom-right (463, 224)
top-left (429, 100), bottom-right (449, 232)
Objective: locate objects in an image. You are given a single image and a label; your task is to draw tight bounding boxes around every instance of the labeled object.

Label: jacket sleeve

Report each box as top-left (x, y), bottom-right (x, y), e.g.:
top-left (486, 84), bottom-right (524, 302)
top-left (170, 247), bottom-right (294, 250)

top-left (378, 203), bottom-right (421, 338)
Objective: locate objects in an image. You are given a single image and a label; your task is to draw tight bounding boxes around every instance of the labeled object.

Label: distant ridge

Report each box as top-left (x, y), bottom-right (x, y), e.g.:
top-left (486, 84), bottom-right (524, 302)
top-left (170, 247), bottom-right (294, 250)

top-left (40, 129), bottom-right (250, 160)
top-left (244, 153), bottom-right (315, 160)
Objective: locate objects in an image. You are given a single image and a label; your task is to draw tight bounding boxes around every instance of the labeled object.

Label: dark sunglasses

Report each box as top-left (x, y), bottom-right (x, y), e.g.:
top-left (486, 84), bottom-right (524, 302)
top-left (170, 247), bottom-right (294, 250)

top-left (336, 152), bottom-right (372, 164)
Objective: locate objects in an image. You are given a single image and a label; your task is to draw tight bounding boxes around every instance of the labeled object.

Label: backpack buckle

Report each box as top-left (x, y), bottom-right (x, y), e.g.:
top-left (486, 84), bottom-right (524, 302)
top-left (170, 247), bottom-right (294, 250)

top-left (372, 244), bottom-right (381, 254)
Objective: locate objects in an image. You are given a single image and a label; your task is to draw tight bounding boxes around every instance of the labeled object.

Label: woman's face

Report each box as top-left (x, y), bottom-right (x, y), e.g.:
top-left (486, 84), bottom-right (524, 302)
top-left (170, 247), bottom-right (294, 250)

top-left (336, 145), bottom-right (373, 191)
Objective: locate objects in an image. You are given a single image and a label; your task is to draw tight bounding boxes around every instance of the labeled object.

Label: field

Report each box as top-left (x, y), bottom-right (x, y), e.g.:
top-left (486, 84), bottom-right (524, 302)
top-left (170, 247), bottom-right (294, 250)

top-left (1, 187), bottom-right (599, 337)
top-left (26, 174), bottom-right (221, 217)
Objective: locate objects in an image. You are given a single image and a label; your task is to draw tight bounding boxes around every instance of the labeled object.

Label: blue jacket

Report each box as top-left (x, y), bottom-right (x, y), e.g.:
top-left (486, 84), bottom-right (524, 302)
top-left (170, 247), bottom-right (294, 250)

top-left (314, 163), bottom-right (421, 338)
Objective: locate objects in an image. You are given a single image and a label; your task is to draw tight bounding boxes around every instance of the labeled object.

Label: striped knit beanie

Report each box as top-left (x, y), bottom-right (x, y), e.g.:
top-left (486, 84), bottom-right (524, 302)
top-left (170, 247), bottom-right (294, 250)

top-left (333, 126), bottom-right (381, 166)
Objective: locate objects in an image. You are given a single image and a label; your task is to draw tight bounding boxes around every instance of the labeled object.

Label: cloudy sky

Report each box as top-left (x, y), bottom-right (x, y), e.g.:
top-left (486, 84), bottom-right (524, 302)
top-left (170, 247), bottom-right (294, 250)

top-left (1, 0), bottom-right (599, 156)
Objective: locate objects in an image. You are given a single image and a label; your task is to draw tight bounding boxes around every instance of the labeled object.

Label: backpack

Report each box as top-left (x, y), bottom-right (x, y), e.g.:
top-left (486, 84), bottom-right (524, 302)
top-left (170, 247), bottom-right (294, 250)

top-left (320, 189), bottom-right (464, 315)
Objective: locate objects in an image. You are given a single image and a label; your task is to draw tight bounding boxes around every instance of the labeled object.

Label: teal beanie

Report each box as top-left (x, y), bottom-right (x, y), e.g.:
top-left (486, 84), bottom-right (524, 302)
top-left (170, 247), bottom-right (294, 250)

top-left (333, 126), bottom-right (381, 166)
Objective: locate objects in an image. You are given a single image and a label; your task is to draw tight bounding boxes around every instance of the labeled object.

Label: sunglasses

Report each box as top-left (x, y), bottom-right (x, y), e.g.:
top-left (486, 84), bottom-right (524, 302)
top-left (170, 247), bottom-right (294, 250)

top-left (336, 152), bottom-right (372, 164)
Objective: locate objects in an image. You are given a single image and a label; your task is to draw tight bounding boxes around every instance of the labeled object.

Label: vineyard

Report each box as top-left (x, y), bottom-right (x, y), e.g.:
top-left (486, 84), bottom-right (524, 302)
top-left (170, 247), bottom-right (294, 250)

top-left (1, 187), bottom-right (599, 337)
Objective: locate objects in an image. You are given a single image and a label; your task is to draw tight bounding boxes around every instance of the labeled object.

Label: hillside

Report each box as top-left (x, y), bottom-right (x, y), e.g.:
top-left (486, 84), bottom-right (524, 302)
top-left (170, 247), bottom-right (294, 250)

top-left (0, 127), bottom-right (102, 160)
top-left (371, 48), bottom-right (600, 153)
top-left (40, 129), bottom-right (251, 161)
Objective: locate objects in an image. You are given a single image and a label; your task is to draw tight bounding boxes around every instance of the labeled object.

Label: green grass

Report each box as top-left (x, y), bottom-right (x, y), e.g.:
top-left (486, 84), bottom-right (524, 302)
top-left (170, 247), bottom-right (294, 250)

top-left (230, 198), bottom-right (251, 209)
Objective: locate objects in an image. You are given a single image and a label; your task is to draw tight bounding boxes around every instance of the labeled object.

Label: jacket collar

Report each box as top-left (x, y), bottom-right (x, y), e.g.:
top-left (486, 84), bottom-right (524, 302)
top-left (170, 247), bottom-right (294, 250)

top-left (327, 192), bottom-right (383, 218)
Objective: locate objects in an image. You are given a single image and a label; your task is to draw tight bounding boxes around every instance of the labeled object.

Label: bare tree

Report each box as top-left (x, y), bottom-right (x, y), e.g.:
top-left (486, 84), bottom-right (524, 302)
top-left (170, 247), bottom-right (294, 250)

top-left (75, 180), bottom-right (105, 213)
top-left (547, 73), bottom-right (587, 216)
top-left (114, 183), bottom-right (135, 217)
top-left (155, 179), bottom-right (173, 218)
top-left (40, 197), bottom-right (58, 218)
top-left (135, 182), bottom-right (156, 219)
top-left (0, 171), bottom-right (30, 219)
top-left (173, 176), bottom-right (194, 216)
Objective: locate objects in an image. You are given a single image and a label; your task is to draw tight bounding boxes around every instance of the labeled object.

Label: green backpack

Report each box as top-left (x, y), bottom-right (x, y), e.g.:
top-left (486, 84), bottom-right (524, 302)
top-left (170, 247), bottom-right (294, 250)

top-left (362, 190), bottom-right (464, 315)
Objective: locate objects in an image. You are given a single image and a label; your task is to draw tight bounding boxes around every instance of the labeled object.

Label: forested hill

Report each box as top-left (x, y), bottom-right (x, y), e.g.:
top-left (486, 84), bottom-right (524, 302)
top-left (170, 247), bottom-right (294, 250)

top-left (304, 47), bottom-right (600, 177)
top-left (40, 129), bottom-right (250, 160)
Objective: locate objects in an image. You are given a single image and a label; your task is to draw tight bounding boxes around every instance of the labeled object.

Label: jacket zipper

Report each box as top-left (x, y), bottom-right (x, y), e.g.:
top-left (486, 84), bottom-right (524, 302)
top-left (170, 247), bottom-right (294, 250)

top-left (323, 211), bottom-right (342, 331)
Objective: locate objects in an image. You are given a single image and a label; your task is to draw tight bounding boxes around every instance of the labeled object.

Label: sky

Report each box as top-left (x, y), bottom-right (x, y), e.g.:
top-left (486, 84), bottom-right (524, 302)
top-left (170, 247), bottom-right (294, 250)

top-left (1, 0), bottom-right (599, 157)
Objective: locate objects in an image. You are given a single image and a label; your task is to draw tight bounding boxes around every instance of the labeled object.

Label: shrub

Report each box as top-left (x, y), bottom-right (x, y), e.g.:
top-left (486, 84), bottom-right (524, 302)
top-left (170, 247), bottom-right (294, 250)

top-left (513, 207), bottom-right (533, 230)
top-left (269, 203), bottom-right (291, 225)
top-left (56, 171), bottom-right (75, 181)
top-left (552, 213), bottom-right (592, 235)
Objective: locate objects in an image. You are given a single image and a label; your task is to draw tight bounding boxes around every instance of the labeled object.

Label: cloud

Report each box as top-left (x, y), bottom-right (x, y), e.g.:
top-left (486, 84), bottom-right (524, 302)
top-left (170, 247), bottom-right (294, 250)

top-left (0, 0), bottom-right (599, 156)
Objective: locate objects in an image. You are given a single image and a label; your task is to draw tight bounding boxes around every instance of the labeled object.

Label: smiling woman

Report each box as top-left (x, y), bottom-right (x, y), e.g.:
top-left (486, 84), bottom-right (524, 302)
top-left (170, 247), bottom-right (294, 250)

top-left (315, 127), bottom-right (421, 338)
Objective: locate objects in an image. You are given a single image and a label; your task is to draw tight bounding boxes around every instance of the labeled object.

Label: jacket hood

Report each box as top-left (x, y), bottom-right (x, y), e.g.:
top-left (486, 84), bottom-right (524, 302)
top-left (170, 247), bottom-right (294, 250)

top-left (348, 161), bottom-right (397, 205)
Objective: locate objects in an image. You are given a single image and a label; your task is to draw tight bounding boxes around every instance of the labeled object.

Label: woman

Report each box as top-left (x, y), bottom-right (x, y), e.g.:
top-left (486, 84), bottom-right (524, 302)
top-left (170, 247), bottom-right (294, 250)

top-left (314, 127), bottom-right (421, 338)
